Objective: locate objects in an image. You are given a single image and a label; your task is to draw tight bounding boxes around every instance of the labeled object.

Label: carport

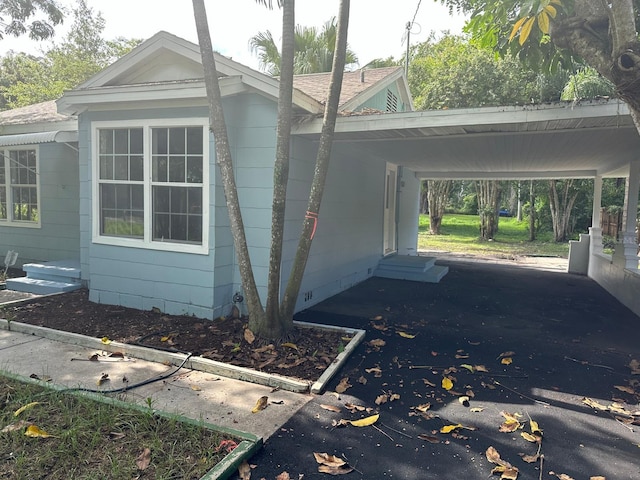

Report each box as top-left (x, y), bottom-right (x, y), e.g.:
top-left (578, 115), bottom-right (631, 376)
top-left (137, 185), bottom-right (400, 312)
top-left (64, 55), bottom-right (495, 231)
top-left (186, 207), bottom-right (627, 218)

top-left (294, 99), bottom-right (640, 317)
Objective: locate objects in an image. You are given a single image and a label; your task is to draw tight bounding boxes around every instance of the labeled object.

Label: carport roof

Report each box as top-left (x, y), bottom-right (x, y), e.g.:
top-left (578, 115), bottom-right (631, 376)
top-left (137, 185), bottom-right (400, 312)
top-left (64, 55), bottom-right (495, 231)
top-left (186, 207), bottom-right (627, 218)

top-left (292, 99), bottom-right (640, 179)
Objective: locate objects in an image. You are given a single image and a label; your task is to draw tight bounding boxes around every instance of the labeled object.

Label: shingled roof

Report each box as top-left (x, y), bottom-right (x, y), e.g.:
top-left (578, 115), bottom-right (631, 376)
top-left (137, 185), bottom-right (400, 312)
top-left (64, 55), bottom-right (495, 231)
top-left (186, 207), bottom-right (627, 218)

top-left (0, 100), bottom-right (74, 126)
top-left (292, 66), bottom-right (403, 109)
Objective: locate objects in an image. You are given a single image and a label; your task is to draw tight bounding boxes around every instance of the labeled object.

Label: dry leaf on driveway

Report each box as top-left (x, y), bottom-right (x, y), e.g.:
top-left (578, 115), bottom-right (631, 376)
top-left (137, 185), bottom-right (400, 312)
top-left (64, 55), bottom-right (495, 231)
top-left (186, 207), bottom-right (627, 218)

top-left (320, 404), bottom-right (341, 413)
top-left (238, 460), bottom-right (252, 480)
top-left (313, 452), bottom-right (354, 475)
top-left (251, 396), bottom-right (268, 413)
top-left (335, 377), bottom-right (352, 393)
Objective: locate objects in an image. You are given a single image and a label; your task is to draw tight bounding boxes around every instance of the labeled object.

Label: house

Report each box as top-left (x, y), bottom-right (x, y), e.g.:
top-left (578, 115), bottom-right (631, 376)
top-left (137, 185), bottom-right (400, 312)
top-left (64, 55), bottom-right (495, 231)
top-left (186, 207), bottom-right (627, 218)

top-left (1, 31), bottom-right (425, 318)
top-left (2, 30), bottom-right (640, 321)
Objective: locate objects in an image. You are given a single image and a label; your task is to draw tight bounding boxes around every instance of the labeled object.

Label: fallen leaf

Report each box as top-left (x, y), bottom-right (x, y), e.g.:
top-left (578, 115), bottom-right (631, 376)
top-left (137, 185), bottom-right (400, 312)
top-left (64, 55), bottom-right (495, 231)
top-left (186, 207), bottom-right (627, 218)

top-left (238, 460), bottom-right (252, 480)
top-left (14, 401), bottom-right (40, 417)
top-left (276, 472), bottom-right (291, 480)
top-left (190, 385), bottom-right (202, 391)
top-left (486, 446), bottom-right (519, 479)
top-left (442, 377), bottom-right (454, 390)
top-left (25, 425), bottom-right (55, 438)
top-left (460, 364), bottom-right (475, 373)
top-left (590, 477), bottom-right (606, 480)
top-left (100, 336), bottom-right (111, 344)
top-left (582, 397), bottom-right (608, 411)
top-left (519, 452), bottom-right (539, 463)
top-left (368, 339), bottom-right (386, 349)
top-left (521, 432), bottom-right (539, 443)
top-left (550, 474), bottom-right (575, 480)
top-left (423, 378), bottom-right (436, 387)
top-left (459, 396), bottom-right (470, 407)
top-left (281, 342), bottom-right (298, 350)
top-left (135, 447), bottom-right (151, 470)
top-left (318, 464), bottom-right (354, 475)
top-left (89, 353), bottom-right (100, 361)
top-left (251, 396), bottom-right (268, 413)
top-left (313, 452), bottom-right (346, 467)
top-left (455, 353), bottom-right (469, 359)
top-left (440, 424), bottom-right (462, 434)
top-left (501, 357), bottom-right (513, 365)
top-left (108, 432), bottom-right (126, 440)
top-left (349, 413), bottom-right (379, 427)
top-left (470, 407), bottom-right (485, 412)
top-left (335, 377), bottom-right (352, 393)
top-left (629, 359), bottom-right (640, 374)
top-left (357, 376), bottom-right (367, 385)
top-left (97, 373), bottom-right (110, 386)
top-left (320, 404), bottom-right (341, 413)
top-left (498, 351), bottom-right (515, 359)
top-left (375, 394), bottom-right (388, 405)
top-left (614, 385), bottom-right (635, 394)
top-left (243, 328), bottom-right (255, 344)
top-left (365, 367), bottom-right (383, 377)
top-left (415, 402), bottom-right (431, 412)
top-left (1, 420), bottom-right (31, 433)
top-left (398, 331), bottom-right (416, 338)
top-left (475, 364), bottom-right (489, 372)
top-left (390, 393), bottom-right (400, 401)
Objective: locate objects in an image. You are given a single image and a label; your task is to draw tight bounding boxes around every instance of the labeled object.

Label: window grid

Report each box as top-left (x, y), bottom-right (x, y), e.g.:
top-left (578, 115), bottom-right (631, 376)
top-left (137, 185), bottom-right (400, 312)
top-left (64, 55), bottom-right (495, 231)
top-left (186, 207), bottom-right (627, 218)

top-left (0, 148), bottom-right (39, 225)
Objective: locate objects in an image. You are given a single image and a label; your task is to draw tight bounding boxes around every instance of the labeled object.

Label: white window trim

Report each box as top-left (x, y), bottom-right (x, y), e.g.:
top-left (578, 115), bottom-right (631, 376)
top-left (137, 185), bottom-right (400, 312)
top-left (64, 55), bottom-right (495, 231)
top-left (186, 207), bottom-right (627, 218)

top-left (0, 145), bottom-right (41, 228)
top-left (91, 118), bottom-right (210, 254)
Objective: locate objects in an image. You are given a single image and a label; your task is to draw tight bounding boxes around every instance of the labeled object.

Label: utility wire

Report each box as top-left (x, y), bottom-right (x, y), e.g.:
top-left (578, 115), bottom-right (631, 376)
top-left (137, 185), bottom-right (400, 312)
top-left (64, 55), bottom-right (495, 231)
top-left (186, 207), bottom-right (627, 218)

top-left (410, 0), bottom-right (423, 29)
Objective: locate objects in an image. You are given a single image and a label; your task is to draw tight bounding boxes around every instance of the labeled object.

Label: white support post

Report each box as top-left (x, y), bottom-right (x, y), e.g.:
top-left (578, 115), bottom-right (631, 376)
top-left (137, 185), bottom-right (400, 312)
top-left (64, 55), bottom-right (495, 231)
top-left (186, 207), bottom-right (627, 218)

top-left (589, 175), bottom-right (603, 255)
top-left (617, 161), bottom-right (640, 269)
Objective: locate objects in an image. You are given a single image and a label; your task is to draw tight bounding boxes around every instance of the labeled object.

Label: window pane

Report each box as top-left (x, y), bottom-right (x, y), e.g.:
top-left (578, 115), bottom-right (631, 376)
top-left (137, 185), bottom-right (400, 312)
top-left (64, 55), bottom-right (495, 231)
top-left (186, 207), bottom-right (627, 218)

top-left (152, 185), bottom-right (202, 244)
top-left (169, 128), bottom-right (185, 154)
top-left (114, 156), bottom-right (129, 180)
top-left (187, 127), bottom-right (203, 154)
top-left (153, 213), bottom-right (170, 241)
top-left (170, 186), bottom-right (187, 212)
top-left (169, 156), bottom-right (185, 182)
top-left (100, 184), bottom-right (143, 238)
top-left (130, 128), bottom-right (143, 154)
top-left (187, 157), bottom-right (203, 183)
top-left (101, 184), bottom-right (116, 209)
top-left (0, 157), bottom-right (4, 184)
top-left (130, 156), bottom-right (143, 181)
top-left (114, 184), bottom-right (131, 209)
top-left (12, 186), bottom-right (37, 221)
top-left (99, 156), bottom-right (113, 180)
top-left (99, 130), bottom-right (113, 154)
top-left (170, 214), bottom-right (187, 241)
top-left (152, 156), bottom-right (167, 182)
top-left (188, 187), bottom-right (202, 214)
top-left (187, 215), bottom-right (202, 242)
top-left (152, 128), bottom-right (168, 155)
top-left (0, 186), bottom-right (6, 219)
top-left (114, 129), bottom-right (129, 154)
top-left (153, 185), bottom-right (169, 212)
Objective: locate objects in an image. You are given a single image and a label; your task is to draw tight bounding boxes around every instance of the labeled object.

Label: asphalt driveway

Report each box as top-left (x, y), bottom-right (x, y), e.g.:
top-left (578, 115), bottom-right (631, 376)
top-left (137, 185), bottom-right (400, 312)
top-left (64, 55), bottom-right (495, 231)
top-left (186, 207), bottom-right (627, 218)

top-left (249, 257), bottom-right (640, 479)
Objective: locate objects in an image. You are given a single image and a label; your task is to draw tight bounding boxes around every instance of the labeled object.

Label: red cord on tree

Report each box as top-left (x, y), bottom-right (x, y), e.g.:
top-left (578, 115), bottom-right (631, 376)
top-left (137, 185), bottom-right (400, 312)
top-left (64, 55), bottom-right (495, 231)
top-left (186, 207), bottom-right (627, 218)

top-left (305, 211), bottom-right (318, 239)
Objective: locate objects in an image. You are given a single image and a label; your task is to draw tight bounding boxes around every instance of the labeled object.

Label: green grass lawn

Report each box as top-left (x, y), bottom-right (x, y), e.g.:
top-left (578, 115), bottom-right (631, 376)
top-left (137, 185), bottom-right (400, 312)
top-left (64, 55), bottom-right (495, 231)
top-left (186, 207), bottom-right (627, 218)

top-left (418, 214), bottom-right (570, 258)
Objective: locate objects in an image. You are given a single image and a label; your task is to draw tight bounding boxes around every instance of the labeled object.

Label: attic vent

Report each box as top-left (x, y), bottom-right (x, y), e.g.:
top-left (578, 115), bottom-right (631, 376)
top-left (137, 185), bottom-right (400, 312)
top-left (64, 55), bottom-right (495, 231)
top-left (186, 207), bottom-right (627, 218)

top-left (386, 90), bottom-right (398, 112)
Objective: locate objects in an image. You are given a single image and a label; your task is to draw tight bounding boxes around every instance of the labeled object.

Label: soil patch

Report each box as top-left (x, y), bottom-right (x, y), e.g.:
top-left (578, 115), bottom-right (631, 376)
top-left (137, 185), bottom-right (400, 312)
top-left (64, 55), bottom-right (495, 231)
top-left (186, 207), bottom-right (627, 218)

top-left (1, 289), bottom-right (345, 383)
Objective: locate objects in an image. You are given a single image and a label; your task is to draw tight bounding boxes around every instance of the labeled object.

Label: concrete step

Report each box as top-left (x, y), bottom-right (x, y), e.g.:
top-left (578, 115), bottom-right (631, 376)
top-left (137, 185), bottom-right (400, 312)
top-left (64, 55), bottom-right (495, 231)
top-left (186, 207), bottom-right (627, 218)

top-left (5, 277), bottom-right (82, 295)
top-left (23, 260), bottom-right (81, 284)
top-left (374, 255), bottom-right (448, 283)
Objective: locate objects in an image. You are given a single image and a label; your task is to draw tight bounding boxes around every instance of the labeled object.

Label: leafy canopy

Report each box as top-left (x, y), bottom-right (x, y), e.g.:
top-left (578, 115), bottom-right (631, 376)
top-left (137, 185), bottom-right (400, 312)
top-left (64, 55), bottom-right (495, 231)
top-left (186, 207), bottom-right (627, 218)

top-left (0, 0), bottom-right (64, 40)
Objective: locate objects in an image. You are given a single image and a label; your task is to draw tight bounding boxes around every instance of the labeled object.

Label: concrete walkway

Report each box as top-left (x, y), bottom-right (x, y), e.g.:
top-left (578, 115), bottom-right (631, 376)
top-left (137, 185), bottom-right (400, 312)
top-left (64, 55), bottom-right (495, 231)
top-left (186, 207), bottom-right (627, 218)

top-left (0, 327), bottom-right (311, 441)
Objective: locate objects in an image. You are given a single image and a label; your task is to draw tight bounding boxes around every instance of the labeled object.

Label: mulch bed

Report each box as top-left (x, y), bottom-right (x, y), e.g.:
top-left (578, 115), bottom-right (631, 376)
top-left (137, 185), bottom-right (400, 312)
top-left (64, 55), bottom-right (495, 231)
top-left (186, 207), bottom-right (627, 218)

top-left (1, 289), bottom-right (346, 382)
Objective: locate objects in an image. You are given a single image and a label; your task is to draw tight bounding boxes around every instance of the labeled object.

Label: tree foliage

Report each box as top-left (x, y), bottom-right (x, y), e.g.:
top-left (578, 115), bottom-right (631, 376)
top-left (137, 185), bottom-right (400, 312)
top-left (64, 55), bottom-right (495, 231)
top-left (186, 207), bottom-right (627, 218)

top-left (249, 16), bottom-right (358, 75)
top-left (560, 67), bottom-right (615, 101)
top-left (0, 0), bottom-right (63, 41)
top-left (0, 0), bottom-right (140, 109)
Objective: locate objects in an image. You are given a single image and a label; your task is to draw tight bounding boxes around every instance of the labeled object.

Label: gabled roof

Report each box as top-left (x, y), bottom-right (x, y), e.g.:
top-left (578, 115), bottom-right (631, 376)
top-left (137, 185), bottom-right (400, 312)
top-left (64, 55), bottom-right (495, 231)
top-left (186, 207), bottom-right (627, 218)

top-left (59, 31), bottom-right (324, 115)
top-left (293, 66), bottom-right (412, 111)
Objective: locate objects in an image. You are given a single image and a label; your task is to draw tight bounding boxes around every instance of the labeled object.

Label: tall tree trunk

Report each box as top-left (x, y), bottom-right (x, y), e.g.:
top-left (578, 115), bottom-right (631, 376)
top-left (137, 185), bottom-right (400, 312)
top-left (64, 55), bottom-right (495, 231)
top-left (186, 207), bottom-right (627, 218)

top-left (262, 0), bottom-right (295, 339)
top-left (549, 179), bottom-right (580, 242)
top-left (280, 0), bottom-right (350, 321)
top-left (528, 180), bottom-right (536, 241)
top-left (426, 180), bottom-right (451, 234)
top-left (475, 180), bottom-right (500, 240)
top-left (192, 0), bottom-right (265, 326)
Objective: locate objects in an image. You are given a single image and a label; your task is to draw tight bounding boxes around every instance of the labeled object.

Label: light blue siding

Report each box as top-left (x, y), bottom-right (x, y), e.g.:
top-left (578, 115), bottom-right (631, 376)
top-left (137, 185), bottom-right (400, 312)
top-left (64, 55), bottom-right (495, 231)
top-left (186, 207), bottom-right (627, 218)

top-left (0, 142), bottom-right (80, 266)
top-left (357, 82), bottom-right (408, 112)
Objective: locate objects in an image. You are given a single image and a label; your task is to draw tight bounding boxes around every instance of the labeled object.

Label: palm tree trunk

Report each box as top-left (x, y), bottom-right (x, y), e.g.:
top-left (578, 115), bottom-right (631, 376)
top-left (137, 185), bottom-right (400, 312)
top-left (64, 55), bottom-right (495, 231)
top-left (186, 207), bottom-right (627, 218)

top-left (280, 0), bottom-right (350, 321)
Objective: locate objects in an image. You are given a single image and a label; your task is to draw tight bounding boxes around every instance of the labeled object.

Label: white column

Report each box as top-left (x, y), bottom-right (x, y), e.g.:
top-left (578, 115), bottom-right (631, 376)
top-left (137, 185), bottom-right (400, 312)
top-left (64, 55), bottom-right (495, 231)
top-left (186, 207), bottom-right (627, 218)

top-left (617, 161), bottom-right (640, 269)
top-left (589, 175), bottom-right (603, 255)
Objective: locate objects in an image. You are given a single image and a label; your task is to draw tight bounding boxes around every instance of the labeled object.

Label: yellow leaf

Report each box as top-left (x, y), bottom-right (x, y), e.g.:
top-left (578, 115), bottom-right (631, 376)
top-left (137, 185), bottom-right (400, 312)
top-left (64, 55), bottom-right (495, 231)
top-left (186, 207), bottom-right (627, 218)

top-left (460, 364), bottom-right (475, 373)
top-left (160, 335), bottom-right (170, 342)
top-left (349, 413), bottom-right (379, 427)
top-left (501, 357), bottom-right (513, 365)
top-left (398, 331), bottom-right (416, 339)
top-left (100, 336), bottom-right (111, 345)
top-left (537, 10), bottom-right (550, 34)
top-left (519, 16), bottom-right (536, 45)
top-left (442, 377), bottom-right (454, 390)
top-left (530, 419), bottom-right (542, 436)
top-left (281, 342), bottom-right (298, 350)
top-left (544, 4), bottom-right (557, 18)
top-left (509, 15), bottom-right (529, 42)
top-left (25, 425), bottom-right (55, 438)
top-left (440, 423), bottom-right (462, 434)
top-left (190, 384), bottom-right (202, 391)
top-left (521, 431), bottom-right (538, 443)
top-left (14, 401), bottom-right (40, 417)
top-left (251, 395), bottom-right (268, 413)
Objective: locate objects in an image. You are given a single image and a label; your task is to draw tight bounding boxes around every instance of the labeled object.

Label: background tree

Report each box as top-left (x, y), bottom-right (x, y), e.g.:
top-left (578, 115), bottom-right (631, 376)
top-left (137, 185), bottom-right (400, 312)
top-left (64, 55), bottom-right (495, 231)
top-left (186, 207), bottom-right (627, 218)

top-left (0, 0), bottom-right (140, 109)
top-left (193, 0), bottom-right (351, 340)
top-left (426, 180), bottom-right (451, 234)
top-left (476, 180), bottom-right (501, 239)
top-left (0, 0), bottom-right (63, 40)
top-left (249, 16), bottom-right (357, 75)
top-left (561, 66), bottom-right (616, 100)
top-left (548, 179), bottom-right (584, 242)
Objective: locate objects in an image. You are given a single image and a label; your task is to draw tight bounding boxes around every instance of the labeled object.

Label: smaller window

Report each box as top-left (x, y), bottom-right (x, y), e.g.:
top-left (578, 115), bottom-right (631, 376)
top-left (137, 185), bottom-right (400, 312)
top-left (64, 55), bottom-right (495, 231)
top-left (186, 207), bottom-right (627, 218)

top-left (0, 147), bottom-right (39, 225)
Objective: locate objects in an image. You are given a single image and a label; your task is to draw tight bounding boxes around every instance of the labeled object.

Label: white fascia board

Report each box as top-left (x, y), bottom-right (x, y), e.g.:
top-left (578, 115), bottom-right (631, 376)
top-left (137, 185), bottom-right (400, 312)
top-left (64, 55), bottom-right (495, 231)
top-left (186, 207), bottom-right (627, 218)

top-left (292, 100), bottom-right (631, 135)
top-left (414, 169), bottom-right (598, 180)
top-left (0, 119), bottom-right (78, 136)
top-left (58, 77), bottom-right (246, 114)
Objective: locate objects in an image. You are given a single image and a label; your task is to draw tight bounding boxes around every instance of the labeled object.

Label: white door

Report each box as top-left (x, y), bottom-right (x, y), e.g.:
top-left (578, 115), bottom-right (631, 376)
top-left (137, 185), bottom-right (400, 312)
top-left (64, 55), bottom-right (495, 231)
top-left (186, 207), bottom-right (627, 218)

top-left (383, 163), bottom-right (397, 255)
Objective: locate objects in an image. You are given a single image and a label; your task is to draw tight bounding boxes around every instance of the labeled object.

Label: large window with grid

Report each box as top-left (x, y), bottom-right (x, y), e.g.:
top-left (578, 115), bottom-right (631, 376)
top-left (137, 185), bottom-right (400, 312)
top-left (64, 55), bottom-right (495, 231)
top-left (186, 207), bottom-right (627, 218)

top-left (93, 119), bottom-right (208, 253)
top-left (0, 147), bottom-right (40, 226)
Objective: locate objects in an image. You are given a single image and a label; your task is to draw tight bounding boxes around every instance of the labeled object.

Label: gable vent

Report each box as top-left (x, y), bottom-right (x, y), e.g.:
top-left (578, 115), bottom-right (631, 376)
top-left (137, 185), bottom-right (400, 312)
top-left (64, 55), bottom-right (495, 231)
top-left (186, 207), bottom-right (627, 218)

top-left (386, 90), bottom-right (398, 112)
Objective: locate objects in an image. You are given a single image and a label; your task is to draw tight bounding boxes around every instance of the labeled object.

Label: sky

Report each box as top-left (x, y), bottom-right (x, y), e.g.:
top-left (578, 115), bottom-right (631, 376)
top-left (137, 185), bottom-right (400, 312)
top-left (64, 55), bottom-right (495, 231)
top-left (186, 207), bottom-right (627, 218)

top-left (0, 0), bottom-right (468, 71)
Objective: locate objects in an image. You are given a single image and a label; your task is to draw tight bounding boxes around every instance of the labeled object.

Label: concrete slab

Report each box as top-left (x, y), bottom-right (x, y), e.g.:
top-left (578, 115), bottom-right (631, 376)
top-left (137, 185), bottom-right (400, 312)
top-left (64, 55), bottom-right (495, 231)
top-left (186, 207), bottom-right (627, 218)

top-left (0, 329), bottom-right (312, 440)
